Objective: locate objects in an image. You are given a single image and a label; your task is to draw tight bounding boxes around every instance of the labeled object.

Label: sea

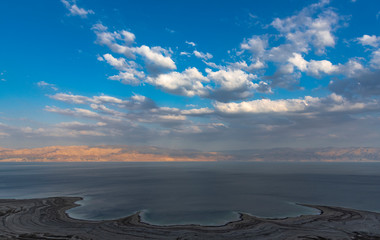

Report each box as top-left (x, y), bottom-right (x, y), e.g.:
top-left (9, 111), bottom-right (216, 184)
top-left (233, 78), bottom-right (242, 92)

top-left (0, 162), bottom-right (379, 226)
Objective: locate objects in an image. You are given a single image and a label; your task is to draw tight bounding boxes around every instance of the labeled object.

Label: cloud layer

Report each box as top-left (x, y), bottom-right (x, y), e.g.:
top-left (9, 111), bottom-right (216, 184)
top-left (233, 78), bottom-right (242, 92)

top-left (2, 0), bottom-right (380, 151)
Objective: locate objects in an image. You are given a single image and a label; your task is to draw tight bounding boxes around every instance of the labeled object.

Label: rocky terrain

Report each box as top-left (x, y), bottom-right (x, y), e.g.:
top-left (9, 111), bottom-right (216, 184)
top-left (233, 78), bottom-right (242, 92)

top-left (0, 197), bottom-right (379, 239)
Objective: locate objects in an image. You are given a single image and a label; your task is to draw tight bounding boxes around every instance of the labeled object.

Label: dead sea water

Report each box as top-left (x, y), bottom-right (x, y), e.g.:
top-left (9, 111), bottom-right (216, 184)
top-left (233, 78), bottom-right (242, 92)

top-left (0, 162), bottom-right (380, 225)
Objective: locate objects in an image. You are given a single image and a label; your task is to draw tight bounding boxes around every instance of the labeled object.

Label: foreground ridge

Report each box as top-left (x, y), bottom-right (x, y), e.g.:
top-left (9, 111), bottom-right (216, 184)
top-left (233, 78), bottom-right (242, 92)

top-left (0, 197), bottom-right (379, 239)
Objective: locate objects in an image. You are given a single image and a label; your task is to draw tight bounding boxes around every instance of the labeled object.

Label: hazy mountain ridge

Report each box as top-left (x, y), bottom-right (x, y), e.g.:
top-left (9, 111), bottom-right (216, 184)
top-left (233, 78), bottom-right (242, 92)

top-left (0, 145), bottom-right (221, 162)
top-left (0, 146), bottom-right (379, 162)
top-left (224, 147), bottom-right (380, 162)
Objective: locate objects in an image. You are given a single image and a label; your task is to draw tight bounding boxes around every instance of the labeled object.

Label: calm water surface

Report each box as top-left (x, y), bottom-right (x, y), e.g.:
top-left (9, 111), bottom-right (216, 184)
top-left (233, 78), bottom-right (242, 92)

top-left (0, 162), bottom-right (379, 225)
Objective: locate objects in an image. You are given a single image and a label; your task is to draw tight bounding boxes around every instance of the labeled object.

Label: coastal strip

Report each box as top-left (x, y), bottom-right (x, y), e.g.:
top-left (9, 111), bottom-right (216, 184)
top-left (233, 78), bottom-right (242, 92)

top-left (0, 197), bottom-right (379, 239)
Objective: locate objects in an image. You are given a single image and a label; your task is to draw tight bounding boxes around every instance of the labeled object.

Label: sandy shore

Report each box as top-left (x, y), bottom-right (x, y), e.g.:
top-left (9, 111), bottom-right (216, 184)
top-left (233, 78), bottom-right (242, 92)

top-left (0, 197), bottom-right (379, 239)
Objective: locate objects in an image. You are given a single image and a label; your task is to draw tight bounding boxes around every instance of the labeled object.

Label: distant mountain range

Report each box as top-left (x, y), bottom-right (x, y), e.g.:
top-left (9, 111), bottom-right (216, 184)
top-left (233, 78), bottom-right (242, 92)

top-left (0, 145), bottom-right (379, 162)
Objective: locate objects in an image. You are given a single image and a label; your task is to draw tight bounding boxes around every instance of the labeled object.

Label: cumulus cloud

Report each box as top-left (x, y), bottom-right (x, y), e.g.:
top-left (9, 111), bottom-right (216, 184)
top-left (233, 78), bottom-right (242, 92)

top-left (235, 2), bottom-right (342, 90)
top-left (287, 55), bottom-right (364, 78)
top-left (335, 58), bottom-right (365, 77)
top-left (240, 35), bottom-right (268, 58)
top-left (288, 53), bottom-right (308, 71)
top-left (14, 0), bottom-right (376, 150)
top-left (119, 94), bottom-right (157, 110)
top-left (193, 50), bottom-right (213, 60)
top-left (145, 66), bottom-right (271, 101)
top-left (213, 94), bottom-right (378, 115)
top-left (92, 22), bottom-right (177, 79)
top-left (146, 67), bottom-right (209, 97)
top-left (230, 60), bottom-right (265, 72)
top-left (134, 45), bottom-right (176, 73)
top-left (266, 66), bottom-right (301, 90)
top-left (101, 53), bottom-right (133, 71)
top-left (370, 49), bottom-right (380, 69)
top-left (108, 71), bottom-right (144, 85)
top-left (271, 5), bottom-right (338, 55)
top-left (303, 59), bottom-right (337, 76)
top-left (255, 81), bottom-right (273, 93)
top-left (357, 35), bottom-right (380, 48)
top-left (100, 53), bottom-right (145, 85)
top-left (207, 69), bottom-right (255, 91)
top-left (355, 35), bottom-right (380, 70)
top-left (288, 53), bottom-right (338, 77)
top-left (92, 23), bottom-right (136, 58)
top-left (47, 92), bottom-right (178, 134)
top-left (214, 97), bottom-right (317, 114)
top-left (206, 68), bottom-right (258, 101)
top-left (61, 0), bottom-right (94, 18)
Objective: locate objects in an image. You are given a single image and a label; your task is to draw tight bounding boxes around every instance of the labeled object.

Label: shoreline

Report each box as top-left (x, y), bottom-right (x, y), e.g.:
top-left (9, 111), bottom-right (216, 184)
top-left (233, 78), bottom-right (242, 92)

top-left (0, 197), bottom-right (380, 239)
top-left (44, 195), bottom-right (320, 226)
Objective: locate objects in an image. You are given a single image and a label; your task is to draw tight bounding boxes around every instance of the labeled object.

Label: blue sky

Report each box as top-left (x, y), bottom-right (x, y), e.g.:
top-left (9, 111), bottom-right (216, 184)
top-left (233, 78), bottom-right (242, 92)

top-left (0, 0), bottom-right (380, 150)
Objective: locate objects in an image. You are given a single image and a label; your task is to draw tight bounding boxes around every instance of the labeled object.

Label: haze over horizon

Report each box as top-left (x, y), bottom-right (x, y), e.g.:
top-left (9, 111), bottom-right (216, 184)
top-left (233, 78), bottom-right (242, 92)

top-left (1, 0), bottom-right (380, 151)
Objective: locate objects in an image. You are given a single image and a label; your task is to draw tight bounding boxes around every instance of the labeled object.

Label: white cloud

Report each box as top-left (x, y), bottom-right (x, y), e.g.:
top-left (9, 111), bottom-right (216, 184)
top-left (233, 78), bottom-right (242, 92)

top-left (92, 24), bottom-right (135, 58)
top-left (324, 93), bottom-right (374, 112)
top-left (203, 61), bottom-right (224, 70)
top-left (193, 50), bottom-right (213, 60)
top-left (288, 53), bottom-right (338, 77)
top-left (37, 81), bottom-right (58, 91)
top-left (147, 67), bottom-right (209, 97)
top-left (214, 97), bottom-right (317, 114)
top-left (158, 115), bottom-right (187, 121)
top-left (108, 72), bottom-right (143, 84)
top-left (335, 58), bottom-right (365, 77)
top-left (50, 93), bottom-right (92, 104)
top-left (233, 2), bottom-right (342, 90)
top-left (205, 68), bottom-right (261, 101)
top-left (357, 35), bottom-right (380, 48)
top-left (240, 36), bottom-right (268, 57)
top-left (92, 23), bottom-right (107, 32)
top-left (230, 60), bottom-right (265, 72)
top-left (61, 0), bottom-right (94, 18)
top-left (101, 53), bottom-right (145, 85)
top-left (93, 95), bottom-right (125, 104)
top-left (271, 6), bottom-right (338, 55)
top-left (370, 49), bottom-right (380, 69)
top-left (90, 104), bottom-right (127, 118)
top-left (120, 30), bottom-right (136, 45)
top-left (214, 93), bottom-right (377, 115)
top-left (72, 108), bottom-right (100, 118)
top-left (288, 53), bottom-right (308, 71)
top-left (102, 53), bottom-right (132, 71)
top-left (50, 93), bottom-right (156, 111)
top-left (97, 55), bottom-right (104, 61)
top-left (134, 45), bottom-right (176, 73)
top-left (180, 51), bottom-right (191, 56)
top-left (307, 59), bottom-right (337, 76)
top-left (207, 69), bottom-right (256, 91)
top-left (181, 108), bottom-right (214, 115)
top-left (185, 41), bottom-right (196, 47)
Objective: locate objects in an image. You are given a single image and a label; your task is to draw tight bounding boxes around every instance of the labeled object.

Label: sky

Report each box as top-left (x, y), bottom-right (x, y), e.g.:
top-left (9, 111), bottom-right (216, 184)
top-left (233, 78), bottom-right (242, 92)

top-left (0, 0), bottom-right (380, 150)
